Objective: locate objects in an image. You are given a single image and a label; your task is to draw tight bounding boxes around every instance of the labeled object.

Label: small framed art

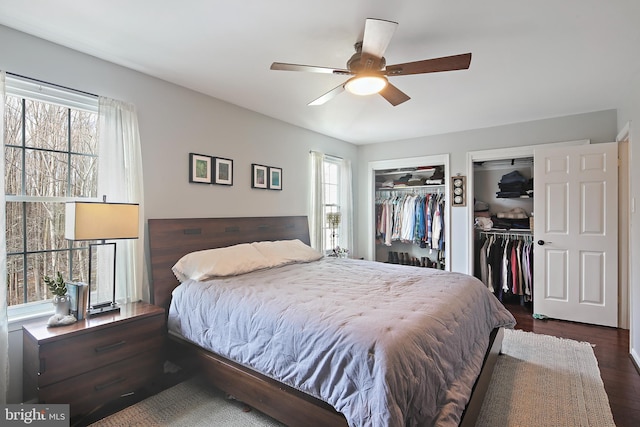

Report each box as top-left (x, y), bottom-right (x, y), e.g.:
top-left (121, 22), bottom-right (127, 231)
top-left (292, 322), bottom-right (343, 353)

top-left (189, 153), bottom-right (212, 184)
top-left (251, 164), bottom-right (268, 189)
top-left (214, 157), bottom-right (233, 186)
top-left (268, 167), bottom-right (282, 190)
top-left (451, 175), bottom-right (466, 207)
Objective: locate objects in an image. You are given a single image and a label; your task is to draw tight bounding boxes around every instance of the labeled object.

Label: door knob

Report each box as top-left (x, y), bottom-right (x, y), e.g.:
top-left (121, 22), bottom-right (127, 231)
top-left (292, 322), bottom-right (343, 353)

top-left (537, 240), bottom-right (551, 246)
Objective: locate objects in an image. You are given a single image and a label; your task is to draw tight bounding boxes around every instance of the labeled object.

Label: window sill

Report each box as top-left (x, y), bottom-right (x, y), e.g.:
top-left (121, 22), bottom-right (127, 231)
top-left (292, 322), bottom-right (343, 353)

top-left (7, 302), bottom-right (54, 332)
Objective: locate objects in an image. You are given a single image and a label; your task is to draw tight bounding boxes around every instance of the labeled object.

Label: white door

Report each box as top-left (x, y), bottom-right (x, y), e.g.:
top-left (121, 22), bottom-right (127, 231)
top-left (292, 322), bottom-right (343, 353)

top-left (533, 142), bottom-right (618, 327)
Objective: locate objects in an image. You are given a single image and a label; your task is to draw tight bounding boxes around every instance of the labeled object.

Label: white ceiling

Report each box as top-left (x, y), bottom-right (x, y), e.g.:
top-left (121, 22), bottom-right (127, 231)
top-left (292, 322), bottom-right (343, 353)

top-left (1, 0), bottom-right (639, 144)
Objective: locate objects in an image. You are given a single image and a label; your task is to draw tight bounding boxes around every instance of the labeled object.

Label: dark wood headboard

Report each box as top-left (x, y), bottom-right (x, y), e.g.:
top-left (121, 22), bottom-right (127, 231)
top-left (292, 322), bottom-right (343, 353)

top-left (148, 216), bottom-right (310, 310)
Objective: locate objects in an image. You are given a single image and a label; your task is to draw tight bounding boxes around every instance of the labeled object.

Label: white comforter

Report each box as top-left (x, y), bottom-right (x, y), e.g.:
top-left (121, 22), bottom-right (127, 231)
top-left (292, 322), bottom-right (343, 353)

top-left (168, 258), bottom-right (515, 427)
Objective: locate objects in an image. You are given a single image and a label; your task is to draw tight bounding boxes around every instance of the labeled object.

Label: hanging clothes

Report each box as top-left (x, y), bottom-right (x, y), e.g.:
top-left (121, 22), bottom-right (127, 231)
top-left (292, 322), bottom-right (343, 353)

top-left (474, 231), bottom-right (533, 303)
top-left (375, 191), bottom-right (445, 251)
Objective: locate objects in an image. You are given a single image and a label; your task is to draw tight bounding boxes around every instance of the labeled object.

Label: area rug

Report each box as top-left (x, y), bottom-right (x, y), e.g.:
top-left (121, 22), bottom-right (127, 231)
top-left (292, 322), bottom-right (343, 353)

top-left (91, 329), bottom-right (615, 427)
top-left (475, 329), bottom-right (615, 427)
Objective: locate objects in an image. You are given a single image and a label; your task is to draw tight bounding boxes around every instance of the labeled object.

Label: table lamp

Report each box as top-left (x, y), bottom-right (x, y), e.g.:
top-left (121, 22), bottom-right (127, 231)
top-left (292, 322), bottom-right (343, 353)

top-left (65, 198), bottom-right (139, 317)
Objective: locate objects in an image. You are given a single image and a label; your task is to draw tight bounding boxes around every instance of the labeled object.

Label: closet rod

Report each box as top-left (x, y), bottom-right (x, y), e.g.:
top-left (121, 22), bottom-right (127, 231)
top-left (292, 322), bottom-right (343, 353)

top-left (376, 184), bottom-right (444, 191)
top-left (376, 187), bottom-right (444, 196)
top-left (478, 231), bottom-right (533, 242)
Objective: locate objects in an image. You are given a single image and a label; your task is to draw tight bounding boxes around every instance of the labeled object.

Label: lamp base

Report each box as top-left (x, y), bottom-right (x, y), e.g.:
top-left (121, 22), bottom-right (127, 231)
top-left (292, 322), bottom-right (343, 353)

top-left (87, 302), bottom-right (120, 317)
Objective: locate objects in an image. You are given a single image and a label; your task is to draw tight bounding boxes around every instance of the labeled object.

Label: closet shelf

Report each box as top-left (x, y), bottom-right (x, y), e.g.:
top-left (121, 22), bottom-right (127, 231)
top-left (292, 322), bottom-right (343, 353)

top-left (376, 184), bottom-right (444, 191)
top-left (376, 168), bottom-right (436, 176)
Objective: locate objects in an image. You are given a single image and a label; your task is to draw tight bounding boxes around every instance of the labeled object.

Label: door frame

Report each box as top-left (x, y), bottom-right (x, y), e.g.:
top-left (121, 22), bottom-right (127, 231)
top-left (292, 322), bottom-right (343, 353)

top-left (465, 140), bottom-right (589, 276)
top-left (616, 122), bottom-right (635, 354)
top-left (617, 124), bottom-right (631, 329)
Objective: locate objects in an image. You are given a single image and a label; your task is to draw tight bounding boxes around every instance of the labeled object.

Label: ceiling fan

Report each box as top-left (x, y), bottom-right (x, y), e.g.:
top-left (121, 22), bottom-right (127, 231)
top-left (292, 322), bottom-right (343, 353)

top-left (270, 18), bottom-right (472, 107)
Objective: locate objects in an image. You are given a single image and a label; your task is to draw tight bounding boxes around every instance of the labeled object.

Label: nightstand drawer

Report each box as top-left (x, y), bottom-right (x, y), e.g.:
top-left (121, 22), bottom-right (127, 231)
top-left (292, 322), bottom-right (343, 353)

top-left (36, 314), bottom-right (164, 387)
top-left (38, 351), bottom-right (163, 418)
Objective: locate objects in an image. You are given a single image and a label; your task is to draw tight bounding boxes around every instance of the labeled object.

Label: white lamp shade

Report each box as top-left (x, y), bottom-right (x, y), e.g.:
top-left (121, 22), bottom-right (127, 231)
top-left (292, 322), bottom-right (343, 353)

top-left (345, 75), bottom-right (388, 96)
top-left (65, 202), bottom-right (139, 241)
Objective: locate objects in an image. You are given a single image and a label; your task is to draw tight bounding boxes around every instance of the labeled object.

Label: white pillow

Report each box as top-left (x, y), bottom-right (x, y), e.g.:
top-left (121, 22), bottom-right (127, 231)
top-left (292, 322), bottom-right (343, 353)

top-left (172, 243), bottom-right (271, 282)
top-left (252, 239), bottom-right (323, 266)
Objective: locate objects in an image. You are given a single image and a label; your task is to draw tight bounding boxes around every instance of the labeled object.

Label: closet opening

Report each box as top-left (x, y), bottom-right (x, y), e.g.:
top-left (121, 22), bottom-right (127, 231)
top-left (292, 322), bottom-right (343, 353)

top-left (472, 156), bottom-right (534, 309)
top-left (467, 139), bottom-right (625, 328)
top-left (367, 155), bottom-right (450, 270)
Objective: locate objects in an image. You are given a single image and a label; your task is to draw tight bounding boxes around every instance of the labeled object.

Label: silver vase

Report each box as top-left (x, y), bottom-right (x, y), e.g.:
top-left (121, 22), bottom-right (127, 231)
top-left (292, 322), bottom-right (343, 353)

top-left (53, 295), bottom-right (70, 316)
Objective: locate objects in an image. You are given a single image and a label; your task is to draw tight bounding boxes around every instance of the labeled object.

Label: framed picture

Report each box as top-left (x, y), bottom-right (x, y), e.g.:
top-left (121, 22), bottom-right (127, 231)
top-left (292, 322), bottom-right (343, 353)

top-left (189, 153), bottom-right (212, 184)
top-left (251, 164), bottom-right (268, 189)
top-left (451, 175), bottom-right (466, 207)
top-left (214, 157), bottom-right (233, 186)
top-left (268, 167), bottom-right (282, 190)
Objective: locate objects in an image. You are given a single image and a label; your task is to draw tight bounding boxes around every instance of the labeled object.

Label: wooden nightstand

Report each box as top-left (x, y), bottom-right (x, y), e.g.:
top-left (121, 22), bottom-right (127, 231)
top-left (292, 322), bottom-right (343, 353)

top-left (22, 301), bottom-right (166, 420)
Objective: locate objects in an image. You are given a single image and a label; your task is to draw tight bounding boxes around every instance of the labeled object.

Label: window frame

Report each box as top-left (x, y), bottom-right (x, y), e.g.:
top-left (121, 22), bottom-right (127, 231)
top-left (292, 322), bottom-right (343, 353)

top-left (4, 75), bottom-right (99, 321)
top-left (322, 156), bottom-right (342, 253)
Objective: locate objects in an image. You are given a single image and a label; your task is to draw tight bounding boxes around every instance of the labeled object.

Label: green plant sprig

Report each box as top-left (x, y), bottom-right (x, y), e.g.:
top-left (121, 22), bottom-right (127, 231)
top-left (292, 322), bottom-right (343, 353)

top-left (44, 272), bottom-right (67, 297)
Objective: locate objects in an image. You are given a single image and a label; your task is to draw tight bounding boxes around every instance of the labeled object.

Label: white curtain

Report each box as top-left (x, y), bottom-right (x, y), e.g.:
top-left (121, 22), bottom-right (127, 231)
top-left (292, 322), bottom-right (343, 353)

top-left (98, 97), bottom-right (146, 303)
top-left (339, 158), bottom-right (354, 253)
top-left (309, 151), bottom-right (325, 251)
top-left (0, 71), bottom-right (9, 404)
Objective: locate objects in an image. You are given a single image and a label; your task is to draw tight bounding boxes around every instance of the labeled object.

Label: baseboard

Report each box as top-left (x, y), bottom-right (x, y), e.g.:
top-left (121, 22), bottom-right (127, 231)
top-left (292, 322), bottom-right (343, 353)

top-left (631, 347), bottom-right (640, 375)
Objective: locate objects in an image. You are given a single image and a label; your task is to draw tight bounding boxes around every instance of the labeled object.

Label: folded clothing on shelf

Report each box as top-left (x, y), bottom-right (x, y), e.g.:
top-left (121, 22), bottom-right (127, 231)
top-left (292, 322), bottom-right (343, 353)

top-left (496, 207), bottom-right (528, 219)
top-left (490, 216), bottom-right (530, 230)
top-left (474, 200), bottom-right (490, 212)
top-left (475, 217), bottom-right (493, 231)
top-left (499, 170), bottom-right (527, 184)
top-left (430, 166), bottom-right (445, 180)
top-left (408, 177), bottom-right (426, 186)
top-left (497, 171), bottom-right (533, 198)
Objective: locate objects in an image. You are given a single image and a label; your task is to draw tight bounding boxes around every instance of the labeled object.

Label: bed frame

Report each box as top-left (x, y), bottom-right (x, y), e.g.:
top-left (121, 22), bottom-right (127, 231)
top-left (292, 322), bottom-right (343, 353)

top-left (148, 216), bottom-right (502, 427)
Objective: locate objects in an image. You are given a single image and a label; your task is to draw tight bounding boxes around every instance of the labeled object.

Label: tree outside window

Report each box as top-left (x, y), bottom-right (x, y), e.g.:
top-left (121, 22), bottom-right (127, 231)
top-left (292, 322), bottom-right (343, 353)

top-left (4, 81), bottom-right (98, 307)
top-left (323, 158), bottom-right (340, 253)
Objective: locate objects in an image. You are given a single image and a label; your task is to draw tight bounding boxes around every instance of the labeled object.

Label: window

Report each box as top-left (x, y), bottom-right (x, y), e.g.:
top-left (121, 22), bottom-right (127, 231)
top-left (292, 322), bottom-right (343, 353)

top-left (310, 151), bottom-right (352, 255)
top-left (4, 75), bottom-right (98, 312)
top-left (322, 157), bottom-right (341, 253)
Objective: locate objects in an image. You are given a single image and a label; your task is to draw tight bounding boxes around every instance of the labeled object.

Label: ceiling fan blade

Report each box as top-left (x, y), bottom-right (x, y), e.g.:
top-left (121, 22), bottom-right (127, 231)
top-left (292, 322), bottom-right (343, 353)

top-left (308, 83), bottom-right (345, 106)
top-left (385, 53), bottom-right (472, 76)
top-left (360, 18), bottom-right (398, 67)
top-left (379, 83), bottom-right (410, 106)
top-left (271, 62), bottom-right (351, 75)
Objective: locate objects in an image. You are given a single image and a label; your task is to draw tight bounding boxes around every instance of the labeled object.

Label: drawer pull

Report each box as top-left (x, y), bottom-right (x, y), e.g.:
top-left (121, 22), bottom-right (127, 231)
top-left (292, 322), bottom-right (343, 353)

top-left (94, 340), bottom-right (126, 353)
top-left (94, 376), bottom-right (126, 391)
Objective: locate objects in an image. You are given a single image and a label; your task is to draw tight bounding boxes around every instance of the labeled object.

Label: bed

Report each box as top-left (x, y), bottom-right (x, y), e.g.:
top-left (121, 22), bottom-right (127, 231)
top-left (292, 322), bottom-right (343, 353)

top-left (148, 216), bottom-right (515, 427)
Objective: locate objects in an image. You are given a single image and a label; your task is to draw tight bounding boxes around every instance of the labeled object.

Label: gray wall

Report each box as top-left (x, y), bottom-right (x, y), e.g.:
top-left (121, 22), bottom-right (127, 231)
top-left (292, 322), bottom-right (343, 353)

top-left (0, 24), bottom-right (357, 404)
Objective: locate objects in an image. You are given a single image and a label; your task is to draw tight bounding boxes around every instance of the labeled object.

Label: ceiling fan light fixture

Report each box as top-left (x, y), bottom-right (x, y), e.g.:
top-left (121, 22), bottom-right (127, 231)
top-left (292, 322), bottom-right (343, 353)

top-left (345, 75), bottom-right (388, 96)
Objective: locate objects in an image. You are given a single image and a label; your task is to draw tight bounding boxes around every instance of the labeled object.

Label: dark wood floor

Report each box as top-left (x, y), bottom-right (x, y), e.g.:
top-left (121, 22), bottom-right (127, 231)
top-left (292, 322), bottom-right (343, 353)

top-left (505, 302), bottom-right (640, 427)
